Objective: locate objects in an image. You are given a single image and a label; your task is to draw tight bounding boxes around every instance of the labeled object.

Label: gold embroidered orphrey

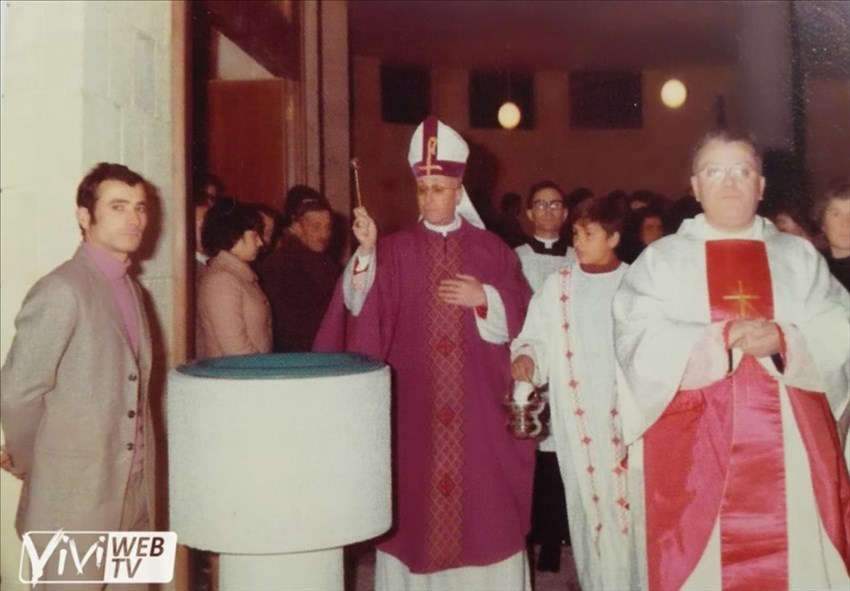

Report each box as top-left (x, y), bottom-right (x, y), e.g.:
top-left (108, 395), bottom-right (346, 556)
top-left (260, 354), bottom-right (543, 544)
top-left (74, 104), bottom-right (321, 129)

top-left (417, 136), bottom-right (444, 176)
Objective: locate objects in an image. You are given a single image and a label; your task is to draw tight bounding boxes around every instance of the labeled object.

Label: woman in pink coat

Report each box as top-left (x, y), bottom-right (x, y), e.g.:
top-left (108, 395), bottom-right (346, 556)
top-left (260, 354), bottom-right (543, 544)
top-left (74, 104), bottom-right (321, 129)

top-left (197, 198), bottom-right (272, 358)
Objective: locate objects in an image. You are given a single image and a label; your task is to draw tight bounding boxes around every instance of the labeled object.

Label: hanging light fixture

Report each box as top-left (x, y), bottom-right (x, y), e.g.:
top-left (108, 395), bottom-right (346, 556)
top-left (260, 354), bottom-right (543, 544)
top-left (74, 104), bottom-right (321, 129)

top-left (498, 62), bottom-right (521, 129)
top-left (498, 101), bottom-right (521, 129)
top-left (661, 78), bottom-right (687, 109)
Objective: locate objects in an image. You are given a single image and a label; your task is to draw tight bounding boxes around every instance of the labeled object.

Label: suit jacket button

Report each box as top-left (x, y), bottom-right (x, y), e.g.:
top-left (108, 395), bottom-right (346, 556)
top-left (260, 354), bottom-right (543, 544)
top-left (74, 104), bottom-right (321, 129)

top-left (129, 374), bottom-right (138, 382)
top-left (128, 410), bottom-right (136, 419)
top-left (127, 443), bottom-right (134, 451)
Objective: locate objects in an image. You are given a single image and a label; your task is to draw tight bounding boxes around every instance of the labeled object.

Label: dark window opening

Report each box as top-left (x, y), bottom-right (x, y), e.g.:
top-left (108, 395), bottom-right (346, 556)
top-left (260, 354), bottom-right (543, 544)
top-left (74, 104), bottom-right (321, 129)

top-left (381, 63), bottom-right (430, 124)
top-left (569, 70), bottom-right (642, 130)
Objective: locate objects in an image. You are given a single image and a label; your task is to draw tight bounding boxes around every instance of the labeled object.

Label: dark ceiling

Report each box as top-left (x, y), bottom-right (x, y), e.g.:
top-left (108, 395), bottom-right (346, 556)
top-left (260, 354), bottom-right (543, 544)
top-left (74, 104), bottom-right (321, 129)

top-left (348, 0), bottom-right (849, 77)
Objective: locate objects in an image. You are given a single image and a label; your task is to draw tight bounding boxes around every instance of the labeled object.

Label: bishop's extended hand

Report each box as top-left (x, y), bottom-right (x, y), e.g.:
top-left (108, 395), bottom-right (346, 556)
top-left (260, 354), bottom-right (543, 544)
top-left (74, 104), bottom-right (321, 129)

top-left (438, 274), bottom-right (486, 308)
top-left (352, 206), bottom-right (377, 255)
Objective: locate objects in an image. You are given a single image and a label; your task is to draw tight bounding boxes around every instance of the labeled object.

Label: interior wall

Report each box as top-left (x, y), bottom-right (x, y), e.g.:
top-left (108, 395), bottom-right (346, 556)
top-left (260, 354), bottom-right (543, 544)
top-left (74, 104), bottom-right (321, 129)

top-left (352, 56), bottom-right (739, 234)
top-left (805, 76), bottom-right (850, 200)
top-left (318, 1), bottom-right (351, 218)
top-left (0, 2), bottom-right (175, 587)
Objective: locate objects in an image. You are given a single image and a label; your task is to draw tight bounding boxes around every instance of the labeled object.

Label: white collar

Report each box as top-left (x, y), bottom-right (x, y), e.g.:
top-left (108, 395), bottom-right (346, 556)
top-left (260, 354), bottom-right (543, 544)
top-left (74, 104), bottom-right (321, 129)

top-left (681, 213), bottom-right (765, 240)
top-left (534, 235), bottom-right (559, 248)
top-left (424, 215), bottom-right (462, 237)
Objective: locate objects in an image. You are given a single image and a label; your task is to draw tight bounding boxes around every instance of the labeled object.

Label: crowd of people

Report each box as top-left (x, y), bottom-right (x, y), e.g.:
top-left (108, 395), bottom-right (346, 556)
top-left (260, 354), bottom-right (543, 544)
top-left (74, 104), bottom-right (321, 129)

top-left (190, 179), bottom-right (342, 363)
top-left (1, 119), bottom-right (848, 591)
top-left (313, 120), bottom-right (849, 590)
top-left (494, 176), bottom-right (850, 289)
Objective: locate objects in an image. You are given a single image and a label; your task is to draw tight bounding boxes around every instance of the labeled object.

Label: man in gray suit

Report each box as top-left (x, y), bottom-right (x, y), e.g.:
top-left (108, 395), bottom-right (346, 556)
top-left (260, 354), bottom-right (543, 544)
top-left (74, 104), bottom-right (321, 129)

top-left (1, 162), bottom-right (157, 586)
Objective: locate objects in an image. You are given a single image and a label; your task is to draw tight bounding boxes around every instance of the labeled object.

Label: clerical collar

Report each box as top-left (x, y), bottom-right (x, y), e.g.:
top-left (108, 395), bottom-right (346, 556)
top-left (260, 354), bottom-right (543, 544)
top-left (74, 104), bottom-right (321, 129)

top-left (424, 215), bottom-right (461, 237)
top-left (688, 213), bottom-right (764, 240)
top-left (526, 235), bottom-right (569, 256)
top-left (579, 258), bottom-right (622, 274)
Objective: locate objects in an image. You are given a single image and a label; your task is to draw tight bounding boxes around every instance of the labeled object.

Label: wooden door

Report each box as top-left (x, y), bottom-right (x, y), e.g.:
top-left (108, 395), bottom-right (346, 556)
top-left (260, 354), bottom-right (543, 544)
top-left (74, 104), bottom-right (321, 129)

top-left (207, 79), bottom-right (287, 207)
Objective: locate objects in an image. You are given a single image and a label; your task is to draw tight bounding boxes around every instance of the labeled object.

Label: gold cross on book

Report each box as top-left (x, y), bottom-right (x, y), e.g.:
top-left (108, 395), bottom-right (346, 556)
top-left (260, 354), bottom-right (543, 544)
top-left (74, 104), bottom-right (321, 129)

top-left (722, 280), bottom-right (760, 318)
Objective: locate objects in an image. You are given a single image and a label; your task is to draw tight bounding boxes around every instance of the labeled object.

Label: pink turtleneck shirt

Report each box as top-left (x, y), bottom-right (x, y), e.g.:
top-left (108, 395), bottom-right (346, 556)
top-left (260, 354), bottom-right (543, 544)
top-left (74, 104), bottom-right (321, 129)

top-left (82, 243), bottom-right (144, 473)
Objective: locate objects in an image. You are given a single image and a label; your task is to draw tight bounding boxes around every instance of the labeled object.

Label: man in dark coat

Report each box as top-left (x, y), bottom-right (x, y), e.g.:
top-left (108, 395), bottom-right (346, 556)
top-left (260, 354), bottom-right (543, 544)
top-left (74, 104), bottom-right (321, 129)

top-left (258, 197), bottom-right (340, 352)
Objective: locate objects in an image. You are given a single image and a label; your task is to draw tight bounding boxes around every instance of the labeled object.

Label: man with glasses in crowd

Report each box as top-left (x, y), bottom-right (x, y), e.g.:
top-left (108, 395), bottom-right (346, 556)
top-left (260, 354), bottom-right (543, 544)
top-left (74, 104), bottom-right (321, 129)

top-left (613, 129), bottom-right (850, 590)
top-left (515, 181), bottom-right (577, 291)
top-left (513, 181), bottom-right (574, 573)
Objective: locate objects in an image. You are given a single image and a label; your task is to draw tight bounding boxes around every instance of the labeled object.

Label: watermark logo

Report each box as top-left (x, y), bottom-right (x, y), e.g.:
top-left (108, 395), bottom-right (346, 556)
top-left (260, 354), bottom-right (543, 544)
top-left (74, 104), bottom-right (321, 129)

top-left (20, 531), bottom-right (177, 585)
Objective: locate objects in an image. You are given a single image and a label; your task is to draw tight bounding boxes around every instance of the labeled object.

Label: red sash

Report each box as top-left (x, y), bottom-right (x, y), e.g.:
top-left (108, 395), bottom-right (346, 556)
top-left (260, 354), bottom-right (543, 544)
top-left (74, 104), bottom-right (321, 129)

top-left (709, 241), bottom-right (788, 590)
top-left (644, 240), bottom-right (850, 590)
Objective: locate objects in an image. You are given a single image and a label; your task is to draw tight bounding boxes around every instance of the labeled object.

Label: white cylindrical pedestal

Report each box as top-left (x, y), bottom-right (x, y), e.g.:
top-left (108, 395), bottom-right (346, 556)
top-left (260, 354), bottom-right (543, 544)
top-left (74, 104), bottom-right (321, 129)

top-left (167, 353), bottom-right (391, 589)
top-left (218, 549), bottom-right (343, 591)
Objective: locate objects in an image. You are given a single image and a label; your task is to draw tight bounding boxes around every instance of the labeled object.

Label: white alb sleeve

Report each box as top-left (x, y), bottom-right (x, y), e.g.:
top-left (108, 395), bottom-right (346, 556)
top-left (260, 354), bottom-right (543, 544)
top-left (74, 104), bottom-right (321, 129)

top-left (342, 247), bottom-right (377, 316)
top-left (475, 284), bottom-right (509, 344)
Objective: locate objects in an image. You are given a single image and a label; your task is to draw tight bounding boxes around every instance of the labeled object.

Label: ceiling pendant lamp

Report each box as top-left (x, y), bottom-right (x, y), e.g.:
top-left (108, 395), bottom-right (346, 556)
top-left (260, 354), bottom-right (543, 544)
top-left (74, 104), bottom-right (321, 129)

top-left (499, 63), bottom-right (521, 129)
top-left (498, 101), bottom-right (521, 129)
top-left (661, 78), bottom-right (687, 109)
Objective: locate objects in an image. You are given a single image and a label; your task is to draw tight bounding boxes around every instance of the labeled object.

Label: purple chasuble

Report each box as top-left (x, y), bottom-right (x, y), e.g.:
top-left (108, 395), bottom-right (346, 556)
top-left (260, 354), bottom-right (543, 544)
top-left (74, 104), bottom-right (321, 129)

top-left (315, 220), bottom-right (535, 573)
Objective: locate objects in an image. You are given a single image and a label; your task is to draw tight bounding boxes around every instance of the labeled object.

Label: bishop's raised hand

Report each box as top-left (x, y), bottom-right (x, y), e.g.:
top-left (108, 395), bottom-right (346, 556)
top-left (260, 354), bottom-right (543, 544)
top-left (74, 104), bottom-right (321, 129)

top-left (352, 206), bottom-right (377, 255)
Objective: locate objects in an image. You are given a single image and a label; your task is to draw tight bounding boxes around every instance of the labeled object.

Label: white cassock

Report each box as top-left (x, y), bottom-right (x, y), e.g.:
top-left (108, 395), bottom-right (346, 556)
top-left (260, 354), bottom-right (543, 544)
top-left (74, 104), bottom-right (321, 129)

top-left (512, 261), bottom-right (636, 590)
top-left (613, 214), bottom-right (850, 591)
top-left (514, 239), bottom-right (576, 292)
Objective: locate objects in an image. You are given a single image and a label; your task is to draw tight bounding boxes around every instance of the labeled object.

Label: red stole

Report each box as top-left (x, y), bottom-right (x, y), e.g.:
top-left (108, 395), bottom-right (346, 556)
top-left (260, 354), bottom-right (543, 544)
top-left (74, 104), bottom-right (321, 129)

top-left (425, 232), bottom-right (465, 570)
top-left (643, 240), bottom-right (850, 590)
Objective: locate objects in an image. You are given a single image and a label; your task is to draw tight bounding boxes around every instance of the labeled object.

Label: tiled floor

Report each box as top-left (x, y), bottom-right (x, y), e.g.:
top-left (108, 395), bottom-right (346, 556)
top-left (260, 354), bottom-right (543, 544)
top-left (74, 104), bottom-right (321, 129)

top-left (347, 543), bottom-right (580, 591)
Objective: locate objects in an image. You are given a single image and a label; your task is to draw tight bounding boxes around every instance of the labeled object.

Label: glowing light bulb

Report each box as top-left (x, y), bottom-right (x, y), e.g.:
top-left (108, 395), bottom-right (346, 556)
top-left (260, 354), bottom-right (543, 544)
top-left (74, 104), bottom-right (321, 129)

top-left (661, 79), bottom-right (687, 109)
top-left (498, 101), bottom-right (521, 129)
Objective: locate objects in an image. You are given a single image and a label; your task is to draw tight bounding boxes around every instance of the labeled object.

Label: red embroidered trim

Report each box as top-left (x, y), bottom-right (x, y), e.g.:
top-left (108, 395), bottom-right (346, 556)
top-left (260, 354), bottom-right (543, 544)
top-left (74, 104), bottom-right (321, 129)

top-left (352, 257), bottom-right (370, 275)
top-left (558, 267), bottom-right (630, 547)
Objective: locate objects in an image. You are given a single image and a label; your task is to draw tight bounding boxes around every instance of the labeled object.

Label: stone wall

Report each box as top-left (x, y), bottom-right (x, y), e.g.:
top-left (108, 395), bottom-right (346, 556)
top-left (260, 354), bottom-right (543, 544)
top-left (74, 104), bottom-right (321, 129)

top-left (0, 2), bottom-right (175, 587)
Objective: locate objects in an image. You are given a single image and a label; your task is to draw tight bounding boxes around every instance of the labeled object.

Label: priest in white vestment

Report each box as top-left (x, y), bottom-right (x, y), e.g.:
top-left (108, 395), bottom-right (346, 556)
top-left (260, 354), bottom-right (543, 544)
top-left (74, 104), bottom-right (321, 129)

top-left (514, 180), bottom-right (575, 572)
top-left (613, 130), bottom-right (850, 591)
top-left (512, 196), bottom-right (635, 590)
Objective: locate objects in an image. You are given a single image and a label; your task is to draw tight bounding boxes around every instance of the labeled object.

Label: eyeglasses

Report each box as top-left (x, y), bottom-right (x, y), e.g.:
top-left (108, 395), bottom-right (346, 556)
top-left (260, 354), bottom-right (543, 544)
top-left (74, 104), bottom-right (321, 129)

top-left (531, 200), bottom-right (565, 211)
top-left (416, 183), bottom-right (459, 197)
top-left (697, 163), bottom-right (758, 183)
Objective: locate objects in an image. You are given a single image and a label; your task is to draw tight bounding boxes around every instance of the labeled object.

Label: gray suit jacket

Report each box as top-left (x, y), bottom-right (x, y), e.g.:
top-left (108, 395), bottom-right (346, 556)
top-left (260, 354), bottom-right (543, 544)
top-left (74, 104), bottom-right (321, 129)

top-left (1, 246), bottom-right (156, 534)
